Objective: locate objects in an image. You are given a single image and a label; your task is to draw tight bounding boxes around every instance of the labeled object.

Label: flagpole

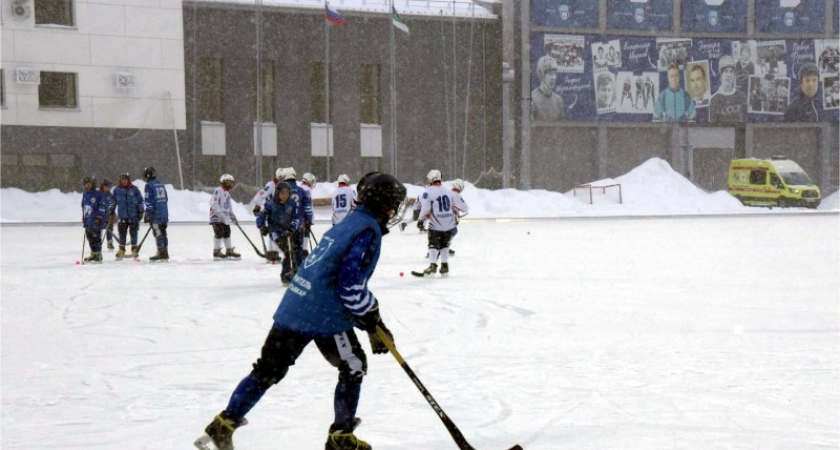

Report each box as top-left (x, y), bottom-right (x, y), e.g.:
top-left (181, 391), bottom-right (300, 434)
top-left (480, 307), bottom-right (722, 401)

top-left (389, 0), bottom-right (397, 177)
top-left (324, 2), bottom-right (332, 182)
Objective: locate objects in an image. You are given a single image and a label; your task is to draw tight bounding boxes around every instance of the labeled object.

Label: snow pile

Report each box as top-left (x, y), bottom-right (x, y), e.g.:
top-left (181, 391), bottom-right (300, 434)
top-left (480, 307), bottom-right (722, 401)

top-left (1, 158), bottom-right (835, 223)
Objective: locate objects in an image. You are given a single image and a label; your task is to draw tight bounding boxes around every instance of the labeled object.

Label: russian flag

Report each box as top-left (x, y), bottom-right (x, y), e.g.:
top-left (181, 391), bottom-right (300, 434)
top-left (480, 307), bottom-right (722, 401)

top-left (326, 3), bottom-right (345, 25)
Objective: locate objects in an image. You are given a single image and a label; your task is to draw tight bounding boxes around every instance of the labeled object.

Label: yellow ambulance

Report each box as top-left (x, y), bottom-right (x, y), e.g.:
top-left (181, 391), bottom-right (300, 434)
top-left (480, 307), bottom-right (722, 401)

top-left (728, 157), bottom-right (821, 208)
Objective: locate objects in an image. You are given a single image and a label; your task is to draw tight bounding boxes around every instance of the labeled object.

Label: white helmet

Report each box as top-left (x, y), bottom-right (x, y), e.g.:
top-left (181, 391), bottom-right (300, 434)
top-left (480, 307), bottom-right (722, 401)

top-left (275, 168), bottom-right (284, 180)
top-left (302, 172), bottom-right (317, 186)
top-left (426, 169), bottom-right (442, 183)
top-left (337, 174), bottom-right (350, 185)
top-left (220, 173), bottom-right (235, 185)
top-left (281, 167), bottom-right (297, 181)
top-left (451, 179), bottom-right (465, 192)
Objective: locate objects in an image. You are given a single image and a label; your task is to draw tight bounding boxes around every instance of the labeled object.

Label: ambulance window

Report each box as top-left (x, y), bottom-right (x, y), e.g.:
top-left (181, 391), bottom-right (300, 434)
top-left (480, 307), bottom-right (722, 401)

top-left (769, 173), bottom-right (783, 188)
top-left (749, 170), bottom-right (766, 185)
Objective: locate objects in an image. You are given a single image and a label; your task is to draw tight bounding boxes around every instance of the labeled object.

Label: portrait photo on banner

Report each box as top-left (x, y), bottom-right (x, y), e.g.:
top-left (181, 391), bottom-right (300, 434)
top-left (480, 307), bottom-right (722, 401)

top-left (686, 60), bottom-right (711, 107)
top-left (823, 75), bottom-right (840, 110)
top-left (594, 70), bottom-right (617, 114)
top-left (545, 34), bottom-right (586, 73)
top-left (731, 41), bottom-right (758, 91)
top-left (615, 71), bottom-right (657, 114)
top-left (815, 39), bottom-right (840, 78)
top-left (755, 40), bottom-right (788, 78)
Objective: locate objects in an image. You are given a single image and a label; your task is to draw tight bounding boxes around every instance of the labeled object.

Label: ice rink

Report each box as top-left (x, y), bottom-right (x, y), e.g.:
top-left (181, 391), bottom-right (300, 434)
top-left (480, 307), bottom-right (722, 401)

top-left (1, 213), bottom-right (838, 450)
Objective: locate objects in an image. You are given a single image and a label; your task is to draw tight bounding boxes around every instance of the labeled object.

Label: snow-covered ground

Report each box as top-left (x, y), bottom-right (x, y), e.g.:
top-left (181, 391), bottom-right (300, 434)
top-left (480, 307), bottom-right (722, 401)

top-left (2, 158), bottom-right (838, 224)
top-left (1, 159), bottom-right (838, 450)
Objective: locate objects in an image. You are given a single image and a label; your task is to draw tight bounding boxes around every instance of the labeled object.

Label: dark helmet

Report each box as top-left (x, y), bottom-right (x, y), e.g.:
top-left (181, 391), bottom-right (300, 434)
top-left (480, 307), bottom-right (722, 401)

top-left (275, 182), bottom-right (292, 200)
top-left (143, 166), bottom-right (156, 181)
top-left (101, 179), bottom-right (113, 188)
top-left (358, 173), bottom-right (406, 226)
top-left (83, 175), bottom-right (97, 187)
top-left (119, 172), bottom-right (131, 181)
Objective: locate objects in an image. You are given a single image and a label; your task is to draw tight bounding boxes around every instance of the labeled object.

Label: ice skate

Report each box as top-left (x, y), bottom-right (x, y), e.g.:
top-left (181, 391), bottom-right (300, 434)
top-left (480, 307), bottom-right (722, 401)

top-left (324, 419), bottom-right (370, 450)
top-left (226, 247), bottom-right (241, 260)
top-left (412, 263), bottom-right (437, 277)
top-left (88, 252), bottom-right (103, 264)
top-left (439, 262), bottom-right (449, 277)
top-left (213, 248), bottom-right (228, 261)
top-left (149, 249), bottom-right (168, 262)
top-left (194, 411), bottom-right (247, 450)
top-left (115, 246), bottom-right (126, 260)
top-left (131, 245), bottom-right (140, 259)
top-left (107, 242), bottom-right (115, 251)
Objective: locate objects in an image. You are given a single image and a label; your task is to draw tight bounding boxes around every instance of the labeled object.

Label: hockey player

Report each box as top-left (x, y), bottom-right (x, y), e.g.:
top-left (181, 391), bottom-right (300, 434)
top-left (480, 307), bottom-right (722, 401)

top-left (300, 172), bottom-right (317, 255)
top-left (261, 182), bottom-right (300, 285)
top-left (210, 173), bottom-right (240, 260)
top-left (251, 168), bottom-right (283, 262)
top-left (113, 173), bottom-right (145, 260)
top-left (412, 170), bottom-right (467, 277)
top-left (143, 166), bottom-right (170, 262)
top-left (81, 176), bottom-right (108, 263)
top-left (445, 179), bottom-right (468, 257)
top-left (99, 179), bottom-right (117, 251)
top-left (195, 173), bottom-right (406, 450)
top-left (331, 174), bottom-right (356, 225)
top-left (281, 168), bottom-right (314, 268)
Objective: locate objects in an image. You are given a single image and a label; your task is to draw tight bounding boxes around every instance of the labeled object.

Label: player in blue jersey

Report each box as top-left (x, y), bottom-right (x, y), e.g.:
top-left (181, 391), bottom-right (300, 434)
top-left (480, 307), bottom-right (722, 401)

top-left (143, 166), bottom-right (170, 261)
top-left (81, 176), bottom-right (108, 263)
top-left (280, 168), bottom-right (314, 269)
top-left (112, 173), bottom-right (145, 260)
top-left (259, 182), bottom-right (300, 285)
top-left (195, 173), bottom-right (406, 450)
top-left (98, 179), bottom-right (116, 251)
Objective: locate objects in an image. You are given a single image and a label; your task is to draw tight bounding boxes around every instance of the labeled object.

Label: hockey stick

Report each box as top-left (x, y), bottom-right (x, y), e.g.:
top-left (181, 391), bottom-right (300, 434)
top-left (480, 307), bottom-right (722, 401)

top-left (286, 234), bottom-right (296, 273)
top-left (81, 230), bottom-right (87, 265)
top-left (375, 326), bottom-right (523, 450)
top-left (235, 222), bottom-right (266, 258)
top-left (135, 226), bottom-right (153, 253)
top-left (309, 227), bottom-right (318, 247)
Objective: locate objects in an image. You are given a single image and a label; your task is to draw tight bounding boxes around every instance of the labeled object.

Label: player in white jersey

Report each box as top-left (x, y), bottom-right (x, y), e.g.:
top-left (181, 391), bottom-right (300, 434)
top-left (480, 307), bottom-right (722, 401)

top-left (209, 174), bottom-right (241, 260)
top-left (251, 168), bottom-right (283, 261)
top-left (299, 172), bottom-right (317, 255)
top-left (331, 174), bottom-right (356, 225)
top-left (412, 170), bottom-right (467, 277)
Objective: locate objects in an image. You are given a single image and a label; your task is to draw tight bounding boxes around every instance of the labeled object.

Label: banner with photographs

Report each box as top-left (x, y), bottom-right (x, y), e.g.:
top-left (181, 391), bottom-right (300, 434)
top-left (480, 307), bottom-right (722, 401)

top-left (606, 0), bottom-right (673, 31)
top-left (530, 32), bottom-right (840, 123)
top-left (755, 0), bottom-right (825, 34)
top-left (680, 0), bottom-right (748, 33)
top-left (531, 0), bottom-right (600, 29)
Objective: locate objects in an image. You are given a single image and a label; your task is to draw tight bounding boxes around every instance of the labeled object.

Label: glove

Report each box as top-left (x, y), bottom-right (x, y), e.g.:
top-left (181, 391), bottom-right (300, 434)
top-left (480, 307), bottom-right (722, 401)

top-left (367, 322), bottom-right (393, 355)
top-left (231, 215), bottom-right (238, 225)
top-left (256, 214), bottom-right (266, 229)
top-left (144, 213), bottom-right (151, 224)
top-left (260, 226), bottom-right (269, 236)
top-left (138, 211), bottom-right (144, 222)
top-left (304, 222), bottom-right (312, 231)
top-left (93, 217), bottom-right (103, 228)
top-left (284, 229), bottom-right (294, 239)
top-left (253, 204), bottom-right (261, 215)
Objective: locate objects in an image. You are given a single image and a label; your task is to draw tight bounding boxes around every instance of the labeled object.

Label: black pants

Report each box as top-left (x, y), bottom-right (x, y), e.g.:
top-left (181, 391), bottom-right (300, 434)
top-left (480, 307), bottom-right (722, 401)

top-left (85, 228), bottom-right (103, 253)
top-left (118, 221), bottom-right (140, 246)
top-left (212, 223), bottom-right (231, 239)
top-left (427, 229), bottom-right (453, 250)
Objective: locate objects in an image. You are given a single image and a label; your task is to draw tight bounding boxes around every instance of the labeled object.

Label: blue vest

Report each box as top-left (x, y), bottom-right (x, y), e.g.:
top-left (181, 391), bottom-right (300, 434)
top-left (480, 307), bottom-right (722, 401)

top-left (273, 206), bottom-right (384, 337)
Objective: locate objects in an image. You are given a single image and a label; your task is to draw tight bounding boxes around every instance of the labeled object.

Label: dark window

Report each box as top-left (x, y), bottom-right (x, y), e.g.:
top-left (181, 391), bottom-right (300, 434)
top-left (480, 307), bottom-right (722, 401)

top-left (359, 64), bottom-right (381, 124)
top-left (251, 60), bottom-right (275, 123)
top-left (769, 173), bottom-right (783, 188)
top-left (198, 58), bottom-right (224, 122)
top-left (1, 69), bottom-right (5, 107)
top-left (749, 170), bottom-right (767, 185)
top-left (39, 71), bottom-right (77, 108)
top-left (309, 61), bottom-right (333, 123)
top-left (35, 0), bottom-right (74, 26)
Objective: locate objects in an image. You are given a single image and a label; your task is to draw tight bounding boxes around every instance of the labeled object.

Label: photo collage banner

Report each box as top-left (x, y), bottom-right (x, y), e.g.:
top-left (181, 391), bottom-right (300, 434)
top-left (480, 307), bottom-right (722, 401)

top-left (530, 34), bottom-right (840, 123)
top-left (532, 1), bottom-right (835, 33)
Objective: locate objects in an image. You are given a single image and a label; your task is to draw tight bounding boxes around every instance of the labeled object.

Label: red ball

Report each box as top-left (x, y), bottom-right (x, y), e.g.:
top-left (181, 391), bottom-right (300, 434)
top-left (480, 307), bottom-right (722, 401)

top-left (75, 260), bottom-right (80, 265)
top-left (399, 272), bottom-right (404, 277)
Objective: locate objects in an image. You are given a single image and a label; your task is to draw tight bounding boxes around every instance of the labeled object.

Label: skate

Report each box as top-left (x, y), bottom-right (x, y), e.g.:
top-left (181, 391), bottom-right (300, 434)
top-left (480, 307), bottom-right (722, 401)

top-left (194, 411), bottom-right (248, 450)
top-left (412, 263), bottom-right (437, 277)
top-left (131, 245), bottom-right (140, 259)
top-left (280, 273), bottom-right (292, 286)
top-left (399, 222), bottom-right (407, 232)
top-left (90, 252), bottom-right (103, 264)
top-left (107, 242), bottom-right (115, 251)
top-left (83, 253), bottom-right (96, 262)
top-left (226, 247), bottom-right (241, 260)
top-left (325, 419), bottom-right (369, 450)
top-left (439, 262), bottom-right (449, 277)
top-left (149, 249), bottom-right (168, 262)
top-left (115, 246), bottom-right (127, 260)
top-left (213, 248), bottom-right (228, 261)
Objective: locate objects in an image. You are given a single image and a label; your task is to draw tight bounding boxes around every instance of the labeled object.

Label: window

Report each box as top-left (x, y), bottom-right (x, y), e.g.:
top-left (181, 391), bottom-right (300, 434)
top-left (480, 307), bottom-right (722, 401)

top-left (359, 64), bottom-right (381, 124)
top-left (35, 0), bottom-right (74, 26)
top-left (769, 173), bottom-right (783, 189)
top-left (749, 170), bottom-right (767, 186)
top-left (198, 58), bottom-right (224, 122)
top-left (39, 71), bottom-right (77, 108)
top-left (1, 69), bottom-right (5, 107)
top-left (309, 61), bottom-right (333, 123)
top-left (251, 60), bottom-right (275, 123)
